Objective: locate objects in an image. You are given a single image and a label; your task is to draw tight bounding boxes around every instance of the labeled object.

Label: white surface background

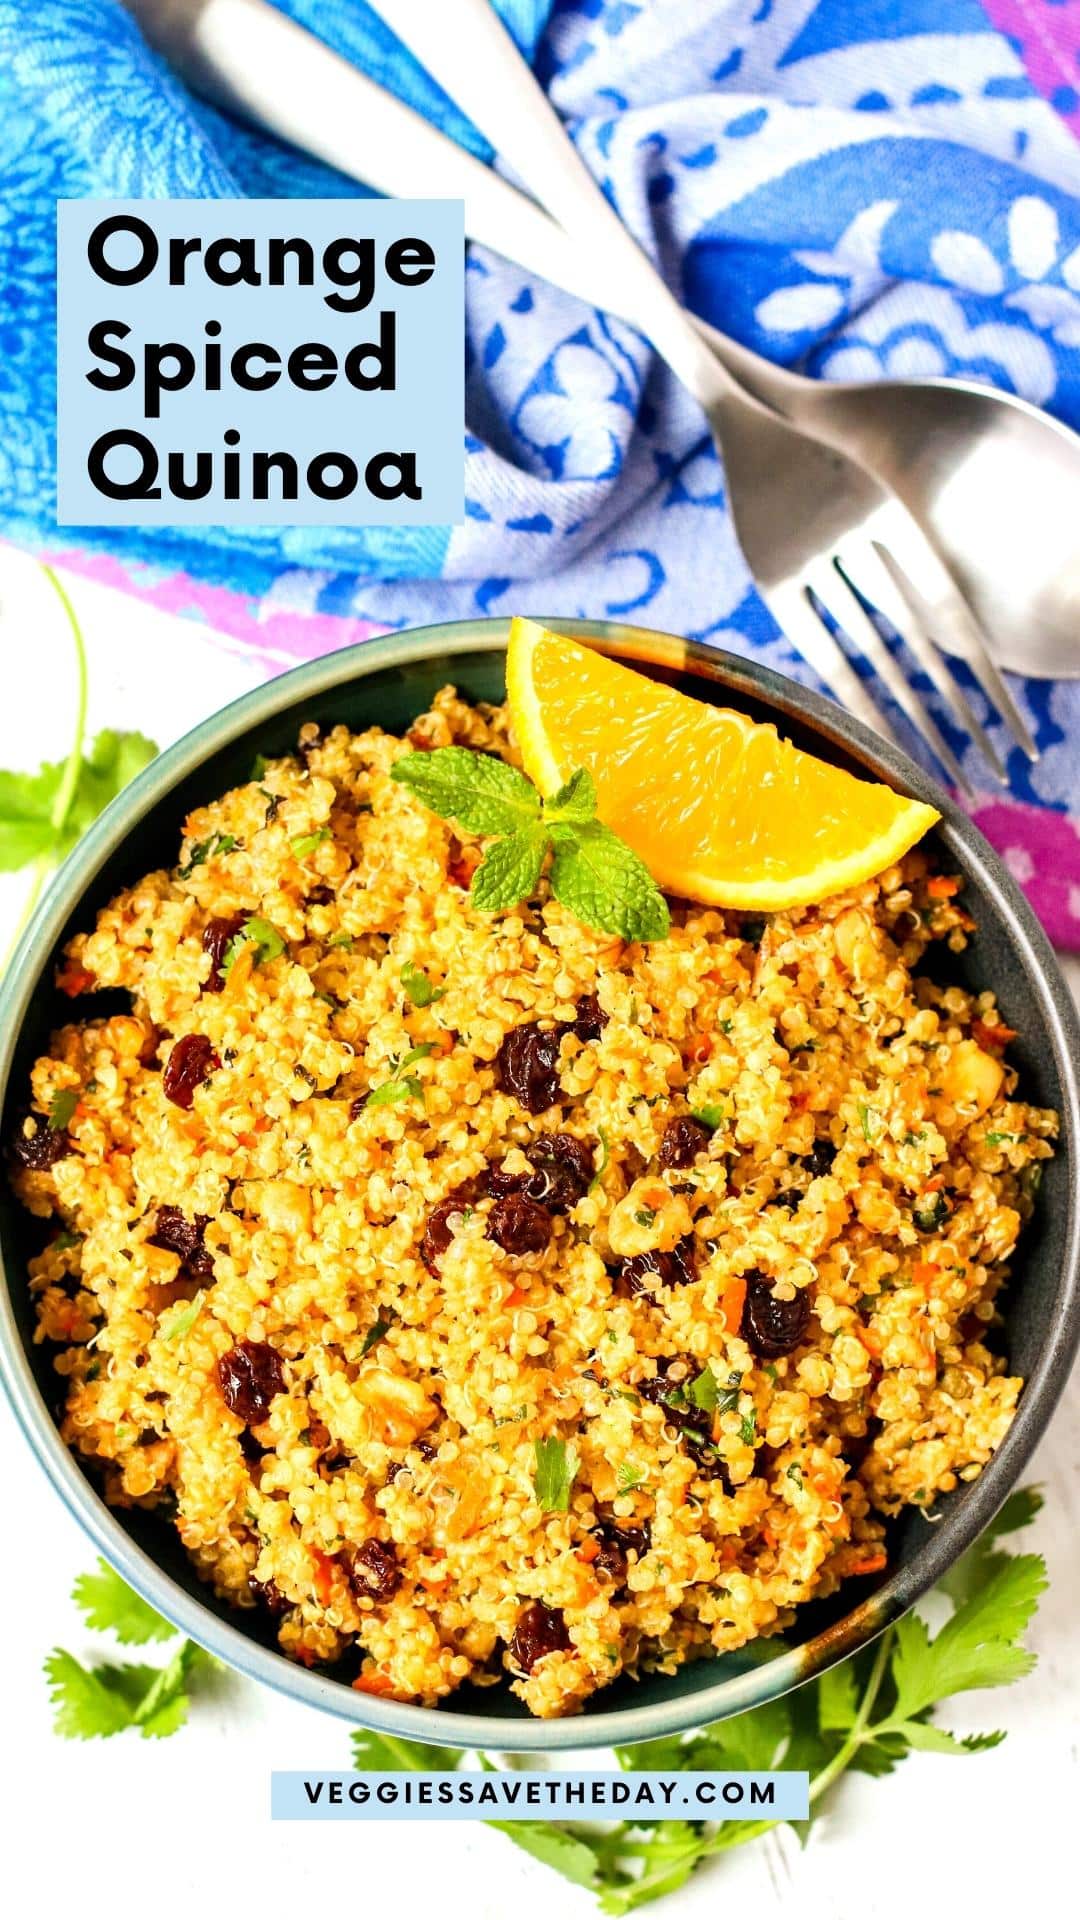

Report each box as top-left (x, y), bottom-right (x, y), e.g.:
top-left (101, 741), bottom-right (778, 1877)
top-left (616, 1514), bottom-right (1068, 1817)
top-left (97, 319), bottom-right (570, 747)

top-left (1, 545), bottom-right (1076, 1917)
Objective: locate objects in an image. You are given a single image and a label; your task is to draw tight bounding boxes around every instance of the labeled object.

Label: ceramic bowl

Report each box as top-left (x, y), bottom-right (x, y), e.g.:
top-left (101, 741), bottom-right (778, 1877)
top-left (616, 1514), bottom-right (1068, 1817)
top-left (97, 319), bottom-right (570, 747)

top-left (2, 616), bottom-right (1078, 1752)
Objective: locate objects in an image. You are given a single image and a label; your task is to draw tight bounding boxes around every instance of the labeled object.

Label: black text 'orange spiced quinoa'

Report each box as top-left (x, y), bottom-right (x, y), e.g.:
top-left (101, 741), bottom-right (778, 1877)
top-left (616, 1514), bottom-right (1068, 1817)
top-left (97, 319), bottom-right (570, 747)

top-left (8, 689), bottom-right (1056, 1717)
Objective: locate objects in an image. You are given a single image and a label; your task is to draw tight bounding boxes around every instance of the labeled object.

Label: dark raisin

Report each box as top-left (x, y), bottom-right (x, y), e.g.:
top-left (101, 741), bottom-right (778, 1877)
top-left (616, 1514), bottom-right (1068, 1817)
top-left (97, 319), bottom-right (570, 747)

top-left (593, 1520), bottom-right (651, 1587)
top-left (238, 1428), bottom-right (267, 1467)
top-left (201, 914), bottom-right (245, 993)
top-left (419, 1178), bottom-right (485, 1273)
top-left (682, 1430), bottom-right (734, 1489)
top-left (162, 1033), bottom-right (220, 1110)
top-left (773, 1189), bottom-right (802, 1212)
top-left (249, 1575), bottom-right (290, 1617)
top-left (657, 1116), bottom-right (709, 1171)
top-left (801, 1139), bottom-right (837, 1179)
top-left (348, 1538), bottom-right (402, 1602)
top-left (573, 995), bottom-right (608, 1042)
top-left (494, 1022), bottom-right (562, 1114)
top-left (489, 1132), bottom-right (593, 1214)
top-left (740, 1270), bottom-right (812, 1359)
top-left (217, 1340), bottom-right (286, 1424)
top-left (148, 1206), bottom-right (214, 1280)
top-left (8, 1112), bottom-right (70, 1170)
top-left (639, 1357), bottom-right (711, 1434)
top-left (486, 1191), bottom-right (552, 1256)
top-left (616, 1235), bottom-right (697, 1297)
top-left (508, 1599), bottom-right (571, 1675)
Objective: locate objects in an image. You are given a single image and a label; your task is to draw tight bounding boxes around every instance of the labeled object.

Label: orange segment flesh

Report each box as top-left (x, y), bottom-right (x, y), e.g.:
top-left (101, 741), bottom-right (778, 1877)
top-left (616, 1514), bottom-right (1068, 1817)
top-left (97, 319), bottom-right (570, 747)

top-left (506, 618), bottom-right (939, 910)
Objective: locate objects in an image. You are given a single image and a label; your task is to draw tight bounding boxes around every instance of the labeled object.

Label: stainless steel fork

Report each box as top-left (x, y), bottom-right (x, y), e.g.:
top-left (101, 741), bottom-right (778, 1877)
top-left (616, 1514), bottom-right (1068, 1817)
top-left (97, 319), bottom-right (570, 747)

top-left (125, 0), bottom-right (1030, 792)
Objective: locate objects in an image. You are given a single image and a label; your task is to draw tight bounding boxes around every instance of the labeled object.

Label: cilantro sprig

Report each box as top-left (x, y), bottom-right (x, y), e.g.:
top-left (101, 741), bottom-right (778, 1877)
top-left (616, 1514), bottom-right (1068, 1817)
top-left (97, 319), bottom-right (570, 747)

top-left (0, 568), bottom-right (158, 965)
top-left (46, 1558), bottom-right (217, 1741)
top-left (391, 750), bottom-right (669, 943)
top-left (346, 1487), bottom-right (1046, 1912)
top-left (533, 1436), bottom-right (580, 1513)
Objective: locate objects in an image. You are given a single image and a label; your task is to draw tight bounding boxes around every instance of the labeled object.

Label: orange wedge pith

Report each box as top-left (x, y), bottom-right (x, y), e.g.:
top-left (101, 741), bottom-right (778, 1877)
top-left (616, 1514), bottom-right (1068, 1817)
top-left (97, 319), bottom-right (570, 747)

top-left (506, 618), bottom-right (940, 911)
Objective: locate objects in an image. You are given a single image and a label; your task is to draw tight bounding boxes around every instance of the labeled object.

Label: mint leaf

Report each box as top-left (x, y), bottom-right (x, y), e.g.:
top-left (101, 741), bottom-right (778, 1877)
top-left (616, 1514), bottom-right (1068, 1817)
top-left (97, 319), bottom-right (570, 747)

top-left (392, 748), bottom-right (541, 836)
top-left (533, 1436), bottom-right (579, 1512)
top-left (72, 1559), bottom-right (177, 1645)
top-left (471, 827), bottom-right (548, 912)
top-left (543, 767), bottom-right (597, 825)
top-left (549, 822), bottom-right (669, 943)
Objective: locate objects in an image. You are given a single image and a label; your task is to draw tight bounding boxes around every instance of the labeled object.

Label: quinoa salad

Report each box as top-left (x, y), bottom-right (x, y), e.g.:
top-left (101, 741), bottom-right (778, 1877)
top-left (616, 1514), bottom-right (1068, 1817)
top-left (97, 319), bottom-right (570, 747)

top-left (8, 688), bottom-right (1057, 1718)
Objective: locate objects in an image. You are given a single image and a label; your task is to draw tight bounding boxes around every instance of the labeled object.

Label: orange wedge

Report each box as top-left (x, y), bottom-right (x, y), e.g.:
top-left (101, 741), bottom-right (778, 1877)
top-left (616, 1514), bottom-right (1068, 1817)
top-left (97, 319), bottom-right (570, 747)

top-left (506, 618), bottom-right (939, 911)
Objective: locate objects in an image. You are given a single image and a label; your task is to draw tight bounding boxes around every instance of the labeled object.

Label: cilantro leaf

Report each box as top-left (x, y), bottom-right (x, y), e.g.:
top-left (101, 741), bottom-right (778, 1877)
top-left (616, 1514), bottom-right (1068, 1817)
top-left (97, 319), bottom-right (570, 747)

top-left (548, 821), bottom-right (669, 943)
top-left (221, 915), bottom-right (285, 977)
top-left (360, 1316), bottom-right (391, 1356)
top-left (488, 1822), bottom-right (600, 1889)
top-left (400, 960), bottom-right (445, 1007)
top-left (883, 1555), bottom-right (1046, 1727)
top-left (350, 1728), bottom-right (463, 1771)
top-left (177, 830), bottom-right (238, 877)
top-left (470, 826), bottom-right (548, 912)
top-left (366, 1077), bottom-right (423, 1108)
top-left (0, 733), bottom-right (158, 873)
top-left (533, 1436), bottom-right (579, 1512)
top-left (690, 1104), bottom-right (725, 1132)
top-left (685, 1364), bottom-right (718, 1414)
top-left (939, 1487), bottom-right (1044, 1608)
top-left (45, 1650), bottom-right (145, 1740)
top-left (72, 1559), bottom-right (177, 1644)
top-left (49, 1087), bottom-right (78, 1130)
top-left (392, 748), bottom-right (541, 836)
top-left (291, 828), bottom-right (331, 858)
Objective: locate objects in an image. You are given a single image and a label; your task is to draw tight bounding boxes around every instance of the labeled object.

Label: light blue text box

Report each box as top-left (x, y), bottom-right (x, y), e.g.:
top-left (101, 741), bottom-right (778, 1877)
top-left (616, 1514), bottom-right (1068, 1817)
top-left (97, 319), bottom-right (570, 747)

top-left (271, 1770), bottom-right (810, 1821)
top-left (57, 198), bottom-right (463, 527)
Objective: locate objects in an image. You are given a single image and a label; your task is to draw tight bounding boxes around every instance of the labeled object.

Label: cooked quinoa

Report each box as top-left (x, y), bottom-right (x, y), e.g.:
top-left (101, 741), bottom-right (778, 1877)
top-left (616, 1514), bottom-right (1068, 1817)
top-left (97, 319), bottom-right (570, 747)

top-left (9, 688), bottom-right (1057, 1718)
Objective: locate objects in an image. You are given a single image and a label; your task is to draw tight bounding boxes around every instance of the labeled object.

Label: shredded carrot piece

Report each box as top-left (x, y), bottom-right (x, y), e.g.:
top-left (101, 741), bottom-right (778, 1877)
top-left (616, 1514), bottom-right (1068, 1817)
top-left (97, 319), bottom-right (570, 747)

top-left (913, 1261), bottom-right (940, 1291)
top-left (971, 1017), bottom-right (1018, 1050)
top-left (504, 1285), bottom-right (528, 1309)
top-left (57, 965), bottom-right (95, 997)
top-left (577, 1535), bottom-right (601, 1564)
top-left (352, 1671), bottom-right (397, 1696)
top-left (849, 1551), bottom-right (887, 1577)
top-left (719, 1277), bottom-right (747, 1332)
top-left (926, 875), bottom-right (960, 899)
top-left (856, 1324), bottom-right (882, 1358)
top-left (310, 1548), bottom-right (337, 1607)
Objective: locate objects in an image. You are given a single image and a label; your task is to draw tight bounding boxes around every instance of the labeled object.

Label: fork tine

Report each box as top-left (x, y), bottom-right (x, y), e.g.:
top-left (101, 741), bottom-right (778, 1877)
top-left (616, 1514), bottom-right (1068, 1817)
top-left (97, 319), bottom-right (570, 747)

top-left (838, 543), bottom-right (1007, 784)
top-left (871, 519), bottom-right (1039, 763)
top-left (807, 561), bottom-right (974, 798)
top-left (761, 582), bottom-right (903, 749)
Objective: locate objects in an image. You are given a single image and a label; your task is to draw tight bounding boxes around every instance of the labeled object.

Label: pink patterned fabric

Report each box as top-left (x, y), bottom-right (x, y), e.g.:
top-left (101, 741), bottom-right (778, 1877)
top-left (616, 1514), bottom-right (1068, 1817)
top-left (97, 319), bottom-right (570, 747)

top-left (982, 0), bottom-right (1080, 133)
top-left (48, 547), bottom-right (1080, 952)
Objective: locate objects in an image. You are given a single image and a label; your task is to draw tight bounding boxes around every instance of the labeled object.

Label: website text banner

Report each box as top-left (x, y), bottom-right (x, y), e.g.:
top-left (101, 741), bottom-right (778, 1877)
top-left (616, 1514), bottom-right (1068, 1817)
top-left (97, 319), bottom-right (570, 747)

top-left (271, 1770), bottom-right (810, 1821)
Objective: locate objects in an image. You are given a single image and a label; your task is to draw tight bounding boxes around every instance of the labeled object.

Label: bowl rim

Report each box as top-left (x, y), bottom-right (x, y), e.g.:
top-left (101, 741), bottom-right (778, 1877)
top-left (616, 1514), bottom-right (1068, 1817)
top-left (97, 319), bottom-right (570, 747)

top-left (2, 613), bottom-right (1078, 1752)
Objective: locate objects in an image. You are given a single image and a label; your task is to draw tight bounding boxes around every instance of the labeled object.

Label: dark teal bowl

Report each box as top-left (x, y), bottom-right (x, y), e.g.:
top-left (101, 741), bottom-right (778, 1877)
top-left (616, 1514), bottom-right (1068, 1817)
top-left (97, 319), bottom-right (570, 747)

top-left (2, 617), bottom-right (1078, 1752)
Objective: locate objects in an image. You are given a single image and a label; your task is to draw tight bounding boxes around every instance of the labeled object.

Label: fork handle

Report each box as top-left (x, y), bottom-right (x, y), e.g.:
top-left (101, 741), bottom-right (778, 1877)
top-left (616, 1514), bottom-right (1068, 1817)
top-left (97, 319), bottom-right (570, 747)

top-left (364, 0), bottom-right (738, 410)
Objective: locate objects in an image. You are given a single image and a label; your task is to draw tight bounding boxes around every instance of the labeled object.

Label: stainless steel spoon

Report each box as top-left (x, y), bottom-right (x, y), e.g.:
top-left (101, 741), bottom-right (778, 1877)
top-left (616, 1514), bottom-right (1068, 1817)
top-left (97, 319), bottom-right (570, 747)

top-left (127, 0), bottom-right (1080, 681)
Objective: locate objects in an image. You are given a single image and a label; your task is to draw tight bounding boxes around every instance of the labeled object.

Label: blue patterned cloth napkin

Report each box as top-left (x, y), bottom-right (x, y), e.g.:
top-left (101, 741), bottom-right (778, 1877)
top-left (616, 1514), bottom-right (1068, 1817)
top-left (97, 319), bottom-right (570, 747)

top-left (3, 0), bottom-right (1080, 934)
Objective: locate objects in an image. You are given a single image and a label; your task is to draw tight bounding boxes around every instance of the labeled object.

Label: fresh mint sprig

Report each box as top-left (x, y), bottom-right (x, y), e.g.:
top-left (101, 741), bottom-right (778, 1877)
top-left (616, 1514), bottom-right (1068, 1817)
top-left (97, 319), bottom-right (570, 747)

top-left (391, 750), bottom-right (669, 943)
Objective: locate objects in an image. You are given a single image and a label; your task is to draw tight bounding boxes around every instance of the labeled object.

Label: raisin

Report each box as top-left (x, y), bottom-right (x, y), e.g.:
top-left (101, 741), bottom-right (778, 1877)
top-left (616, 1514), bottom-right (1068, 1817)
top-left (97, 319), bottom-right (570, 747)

top-left (508, 1600), bottom-right (571, 1675)
top-left (217, 1340), bottom-right (286, 1424)
top-left (657, 1116), bottom-right (709, 1171)
top-left (495, 1022), bottom-right (563, 1114)
top-left (201, 914), bottom-right (245, 993)
top-left (348, 1539), bottom-right (402, 1602)
top-left (148, 1206), bottom-right (214, 1280)
top-left (573, 994), bottom-right (608, 1042)
top-left (489, 1133), bottom-right (593, 1213)
top-left (740, 1270), bottom-right (812, 1359)
top-left (162, 1033), bottom-right (220, 1109)
top-left (250, 1575), bottom-right (290, 1617)
top-left (801, 1139), bottom-right (837, 1179)
top-left (773, 1189), bottom-right (801, 1211)
top-left (616, 1235), bottom-right (698, 1297)
top-left (8, 1112), bottom-right (70, 1170)
top-left (419, 1178), bottom-right (484, 1272)
top-left (593, 1520), bottom-right (651, 1587)
top-left (639, 1357), bottom-right (711, 1435)
top-left (486, 1192), bottom-right (552, 1255)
